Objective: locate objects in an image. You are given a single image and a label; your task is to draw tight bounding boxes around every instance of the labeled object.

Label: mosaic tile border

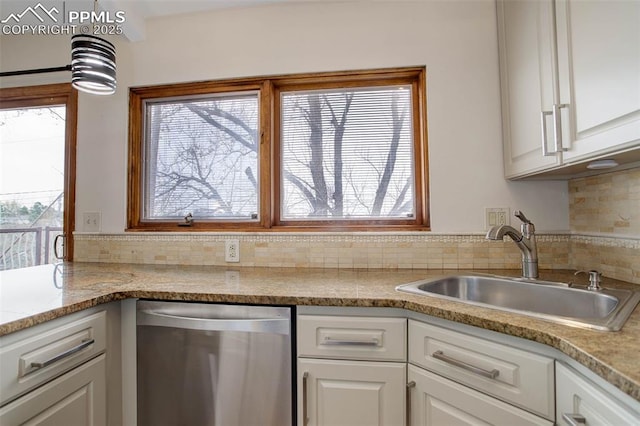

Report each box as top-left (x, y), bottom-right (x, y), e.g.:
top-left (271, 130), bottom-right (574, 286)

top-left (571, 234), bottom-right (640, 250)
top-left (73, 232), bottom-right (571, 244)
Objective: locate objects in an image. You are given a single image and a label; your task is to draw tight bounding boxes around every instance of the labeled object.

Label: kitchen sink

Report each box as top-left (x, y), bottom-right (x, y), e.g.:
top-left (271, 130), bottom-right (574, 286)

top-left (396, 274), bottom-right (640, 331)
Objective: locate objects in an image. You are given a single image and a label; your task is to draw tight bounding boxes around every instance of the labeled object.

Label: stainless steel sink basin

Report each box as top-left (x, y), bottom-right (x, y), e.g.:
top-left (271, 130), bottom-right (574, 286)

top-left (396, 274), bottom-right (640, 331)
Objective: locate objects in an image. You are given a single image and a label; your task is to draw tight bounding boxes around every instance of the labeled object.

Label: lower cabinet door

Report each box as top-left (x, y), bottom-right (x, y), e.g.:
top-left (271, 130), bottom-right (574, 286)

top-left (556, 363), bottom-right (640, 425)
top-left (0, 354), bottom-right (106, 426)
top-left (298, 358), bottom-right (406, 426)
top-left (408, 364), bottom-right (552, 426)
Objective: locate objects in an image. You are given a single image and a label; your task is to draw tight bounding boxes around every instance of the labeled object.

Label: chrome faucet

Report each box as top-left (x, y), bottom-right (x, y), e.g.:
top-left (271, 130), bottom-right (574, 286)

top-left (486, 210), bottom-right (538, 279)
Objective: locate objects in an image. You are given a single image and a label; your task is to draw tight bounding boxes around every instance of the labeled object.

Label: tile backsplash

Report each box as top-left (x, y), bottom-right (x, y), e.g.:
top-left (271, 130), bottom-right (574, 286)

top-left (570, 168), bottom-right (640, 235)
top-left (569, 167), bottom-right (640, 284)
top-left (74, 233), bottom-right (570, 271)
top-left (73, 168), bottom-right (640, 284)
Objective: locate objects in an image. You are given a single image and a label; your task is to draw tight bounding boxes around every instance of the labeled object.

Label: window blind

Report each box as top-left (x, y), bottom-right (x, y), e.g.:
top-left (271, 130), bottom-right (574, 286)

top-left (280, 86), bottom-right (415, 220)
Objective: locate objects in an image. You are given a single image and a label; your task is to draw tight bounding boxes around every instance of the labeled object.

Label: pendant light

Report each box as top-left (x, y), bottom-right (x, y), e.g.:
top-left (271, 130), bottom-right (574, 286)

top-left (0, 33), bottom-right (117, 95)
top-left (71, 34), bottom-right (117, 95)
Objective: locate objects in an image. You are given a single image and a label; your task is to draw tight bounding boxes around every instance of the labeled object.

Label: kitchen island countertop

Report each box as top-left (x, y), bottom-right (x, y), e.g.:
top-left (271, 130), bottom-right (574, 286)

top-left (1, 262), bottom-right (639, 402)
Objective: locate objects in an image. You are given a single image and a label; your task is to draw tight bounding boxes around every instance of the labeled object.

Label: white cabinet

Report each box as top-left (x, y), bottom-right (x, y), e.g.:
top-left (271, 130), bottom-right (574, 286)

top-left (497, 0), bottom-right (640, 178)
top-left (0, 355), bottom-right (106, 426)
top-left (0, 308), bottom-right (109, 426)
top-left (408, 364), bottom-right (551, 426)
top-left (299, 358), bottom-right (405, 426)
top-left (556, 0), bottom-right (640, 163)
top-left (297, 314), bottom-right (407, 426)
top-left (407, 319), bottom-right (554, 425)
top-left (0, 311), bottom-right (107, 406)
top-left (408, 320), bottom-right (555, 419)
top-left (497, 0), bottom-right (562, 177)
top-left (297, 315), bottom-right (406, 362)
top-left (556, 362), bottom-right (640, 426)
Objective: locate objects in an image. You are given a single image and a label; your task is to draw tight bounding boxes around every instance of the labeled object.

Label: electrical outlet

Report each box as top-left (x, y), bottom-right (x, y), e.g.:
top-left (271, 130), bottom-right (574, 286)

top-left (83, 212), bottom-right (101, 232)
top-left (485, 208), bottom-right (510, 230)
top-left (225, 239), bottom-right (240, 263)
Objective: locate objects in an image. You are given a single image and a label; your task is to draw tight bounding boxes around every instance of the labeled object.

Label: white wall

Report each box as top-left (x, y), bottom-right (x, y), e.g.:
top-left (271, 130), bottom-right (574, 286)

top-left (0, 0), bottom-right (569, 233)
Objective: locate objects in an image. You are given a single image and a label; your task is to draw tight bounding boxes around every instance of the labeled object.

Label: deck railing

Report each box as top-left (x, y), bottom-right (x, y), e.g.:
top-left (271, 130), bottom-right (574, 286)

top-left (0, 227), bottom-right (63, 271)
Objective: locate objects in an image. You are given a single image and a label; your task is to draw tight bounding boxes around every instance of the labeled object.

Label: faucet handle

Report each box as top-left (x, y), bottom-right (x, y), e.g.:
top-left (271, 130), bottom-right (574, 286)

top-left (514, 210), bottom-right (535, 238)
top-left (574, 270), bottom-right (602, 291)
top-left (514, 210), bottom-right (531, 224)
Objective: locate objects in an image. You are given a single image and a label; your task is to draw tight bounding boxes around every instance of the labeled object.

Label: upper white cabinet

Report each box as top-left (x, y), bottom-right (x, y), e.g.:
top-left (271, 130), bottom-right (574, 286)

top-left (556, 0), bottom-right (640, 162)
top-left (497, 0), bottom-right (562, 177)
top-left (497, 0), bottom-right (640, 178)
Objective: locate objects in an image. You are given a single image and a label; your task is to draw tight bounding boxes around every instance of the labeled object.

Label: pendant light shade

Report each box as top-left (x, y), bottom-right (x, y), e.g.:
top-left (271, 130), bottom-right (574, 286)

top-left (71, 34), bottom-right (116, 95)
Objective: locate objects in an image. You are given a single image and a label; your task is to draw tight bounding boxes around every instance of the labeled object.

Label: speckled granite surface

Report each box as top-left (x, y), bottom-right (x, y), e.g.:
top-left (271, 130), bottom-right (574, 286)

top-left (1, 262), bottom-right (639, 402)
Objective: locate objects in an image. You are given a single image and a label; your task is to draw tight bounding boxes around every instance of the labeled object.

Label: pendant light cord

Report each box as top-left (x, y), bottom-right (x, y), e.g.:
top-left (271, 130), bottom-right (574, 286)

top-left (0, 65), bottom-right (72, 77)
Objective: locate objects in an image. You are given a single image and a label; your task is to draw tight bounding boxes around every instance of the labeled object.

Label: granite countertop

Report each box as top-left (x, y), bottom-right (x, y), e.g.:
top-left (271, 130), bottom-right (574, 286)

top-left (1, 262), bottom-right (639, 402)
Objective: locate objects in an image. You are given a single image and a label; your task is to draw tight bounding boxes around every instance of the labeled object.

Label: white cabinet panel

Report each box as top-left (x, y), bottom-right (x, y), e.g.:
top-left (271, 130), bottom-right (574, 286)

top-left (298, 358), bottom-right (406, 426)
top-left (497, 0), bottom-right (562, 177)
top-left (408, 320), bottom-right (554, 420)
top-left (556, 362), bottom-right (640, 426)
top-left (408, 364), bottom-right (551, 426)
top-left (297, 315), bottom-right (406, 361)
top-left (557, 0), bottom-right (640, 162)
top-left (0, 354), bottom-right (106, 426)
top-left (0, 310), bottom-right (106, 406)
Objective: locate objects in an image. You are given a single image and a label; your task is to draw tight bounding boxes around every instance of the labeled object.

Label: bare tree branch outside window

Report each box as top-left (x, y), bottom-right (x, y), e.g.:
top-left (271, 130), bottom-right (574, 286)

top-left (280, 86), bottom-right (415, 220)
top-left (142, 85), bottom-right (415, 223)
top-left (143, 93), bottom-right (259, 220)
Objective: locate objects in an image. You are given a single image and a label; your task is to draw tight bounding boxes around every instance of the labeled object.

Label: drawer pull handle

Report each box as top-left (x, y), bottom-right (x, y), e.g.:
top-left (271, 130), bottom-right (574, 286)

top-left (540, 110), bottom-right (555, 156)
top-left (30, 339), bottom-right (95, 370)
top-left (432, 350), bottom-right (499, 379)
top-left (552, 103), bottom-right (569, 153)
top-left (562, 413), bottom-right (586, 426)
top-left (406, 381), bottom-right (416, 426)
top-left (322, 337), bottom-right (380, 346)
top-left (302, 371), bottom-right (309, 426)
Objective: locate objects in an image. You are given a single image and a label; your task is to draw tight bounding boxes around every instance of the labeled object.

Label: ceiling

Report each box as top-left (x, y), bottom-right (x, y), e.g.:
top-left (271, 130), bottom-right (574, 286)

top-left (98, 0), bottom-right (302, 41)
top-left (123, 0), bottom-right (289, 19)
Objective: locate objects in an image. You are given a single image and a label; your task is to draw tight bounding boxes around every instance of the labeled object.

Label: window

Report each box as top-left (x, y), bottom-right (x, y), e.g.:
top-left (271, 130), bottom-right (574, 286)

top-left (128, 67), bottom-right (428, 231)
top-left (0, 84), bottom-right (78, 264)
top-left (143, 92), bottom-right (259, 221)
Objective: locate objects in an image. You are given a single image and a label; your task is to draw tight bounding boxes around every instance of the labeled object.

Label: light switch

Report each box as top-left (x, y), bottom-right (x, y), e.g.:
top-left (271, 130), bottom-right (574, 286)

top-left (83, 212), bottom-right (101, 232)
top-left (485, 208), bottom-right (509, 230)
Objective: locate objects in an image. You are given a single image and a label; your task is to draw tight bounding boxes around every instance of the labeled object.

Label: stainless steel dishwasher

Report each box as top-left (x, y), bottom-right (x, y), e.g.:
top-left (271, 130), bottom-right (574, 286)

top-left (137, 300), bottom-right (293, 426)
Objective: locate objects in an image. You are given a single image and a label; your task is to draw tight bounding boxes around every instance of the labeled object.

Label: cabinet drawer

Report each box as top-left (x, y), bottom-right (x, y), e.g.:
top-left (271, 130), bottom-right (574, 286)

top-left (408, 364), bottom-right (552, 426)
top-left (0, 310), bottom-right (107, 406)
top-left (0, 354), bottom-right (106, 426)
top-left (298, 315), bottom-right (406, 361)
top-left (408, 320), bottom-right (554, 420)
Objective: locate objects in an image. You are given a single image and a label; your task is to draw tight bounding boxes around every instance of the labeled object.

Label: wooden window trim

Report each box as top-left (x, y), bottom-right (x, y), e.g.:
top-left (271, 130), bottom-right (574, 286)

top-left (127, 67), bottom-right (429, 232)
top-left (128, 81), bottom-right (270, 232)
top-left (0, 83), bottom-right (78, 259)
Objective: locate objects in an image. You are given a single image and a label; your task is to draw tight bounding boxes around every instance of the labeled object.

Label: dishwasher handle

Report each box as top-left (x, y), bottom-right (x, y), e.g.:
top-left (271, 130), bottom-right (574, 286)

top-left (137, 309), bottom-right (290, 335)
